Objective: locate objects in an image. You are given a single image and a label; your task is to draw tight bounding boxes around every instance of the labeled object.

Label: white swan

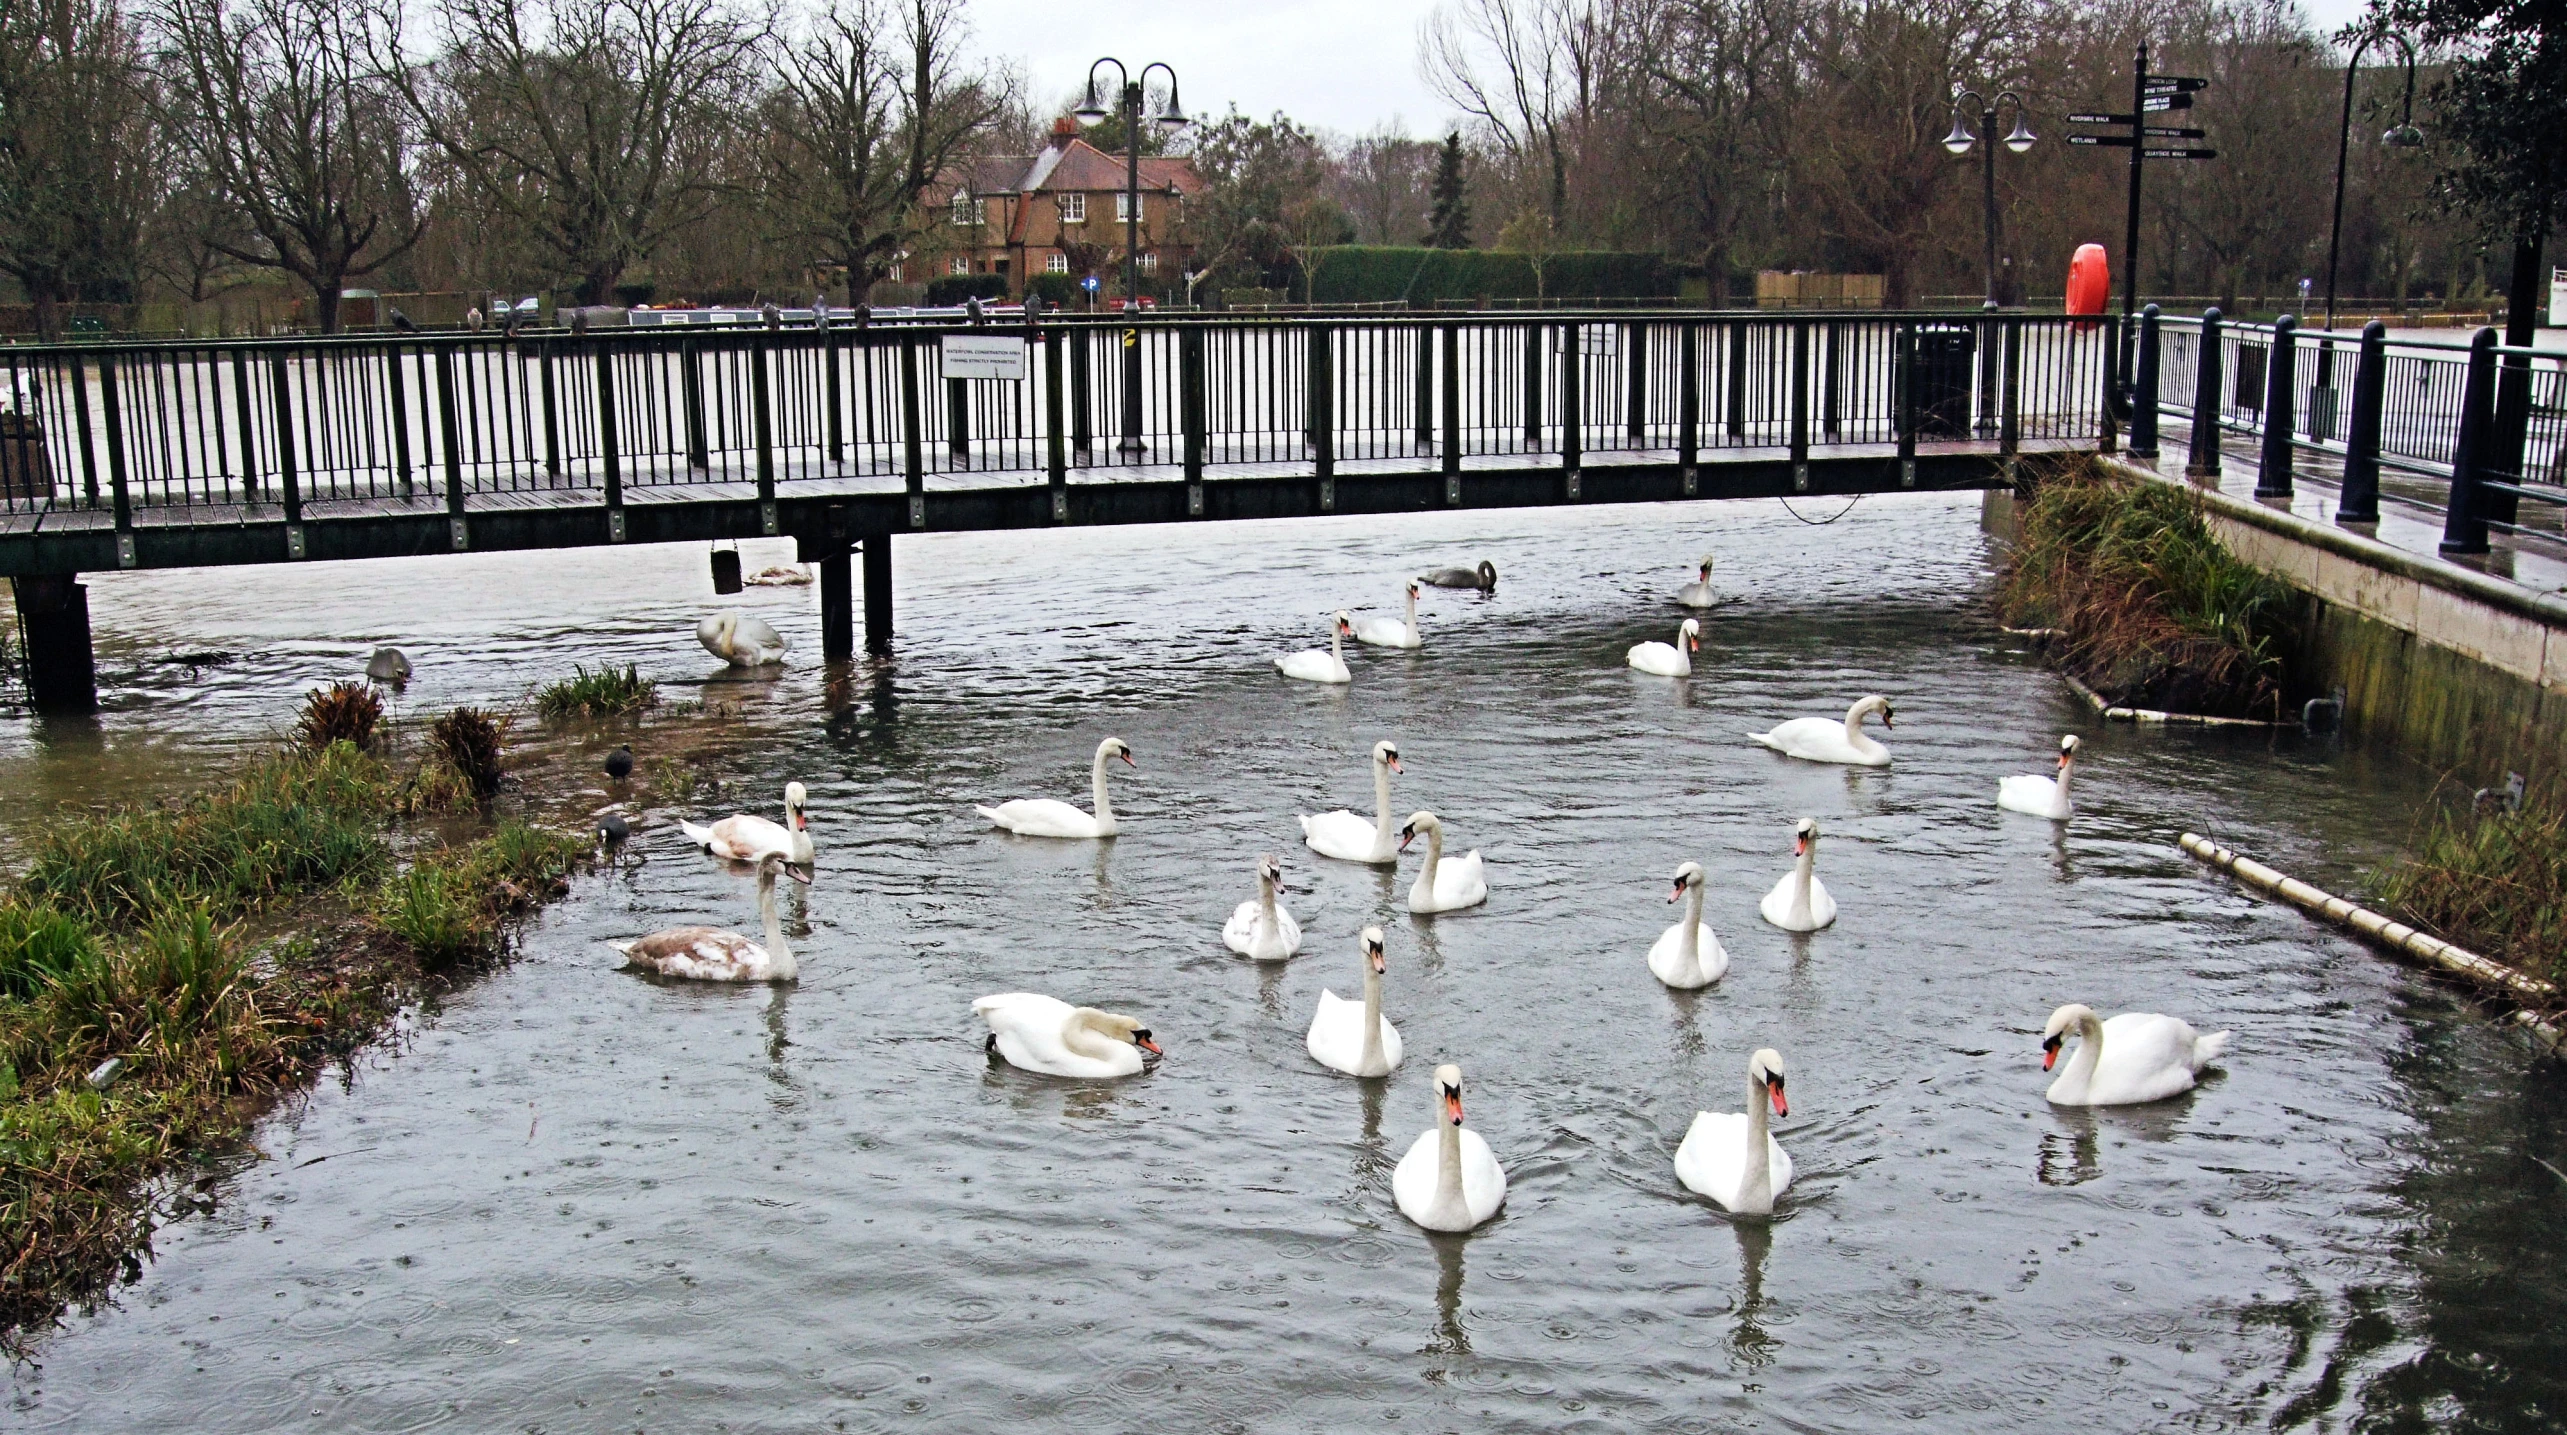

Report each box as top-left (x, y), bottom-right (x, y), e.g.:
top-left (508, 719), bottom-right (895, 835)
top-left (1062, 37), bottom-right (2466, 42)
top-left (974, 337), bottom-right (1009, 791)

top-left (697, 609), bottom-right (789, 667)
top-left (1674, 1048), bottom-right (1795, 1215)
top-left (974, 992), bottom-right (1162, 1078)
top-left (1399, 810), bottom-right (1487, 913)
top-left (1222, 854), bottom-right (1304, 961)
top-left (610, 853), bottom-right (811, 983)
top-left (1420, 560), bottom-right (1496, 591)
top-left (1300, 739), bottom-right (1405, 865)
top-left (1307, 926), bottom-right (1403, 1077)
top-left (1628, 617), bottom-right (1701, 677)
top-left (1275, 612), bottom-right (1355, 684)
top-left (978, 737), bottom-right (1133, 838)
top-left (1354, 579), bottom-right (1425, 649)
top-left (1999, 734), bottom-right (2082, 820)
top-left (1393, 1063), bottom-right (1506, 1231)
top-left (2041, 1003), bottom-right (2230, 1106)
top-left (1650, 861), bottom-right (1730, 989)
top-left (1758, 817), bottom-right (1836, 931)
top-left (1674, 554), bottom-right (1719, 608)
top-left (1749, 694), bottom-right (1894, 766)
top-left (680, 780), bottom-right (815, 865)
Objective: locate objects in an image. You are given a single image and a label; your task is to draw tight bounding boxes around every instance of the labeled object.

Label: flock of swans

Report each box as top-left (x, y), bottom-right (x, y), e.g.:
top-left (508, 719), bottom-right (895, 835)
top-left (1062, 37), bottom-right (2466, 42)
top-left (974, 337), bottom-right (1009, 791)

top-left (609, 552), bottom-right (2231, 1233)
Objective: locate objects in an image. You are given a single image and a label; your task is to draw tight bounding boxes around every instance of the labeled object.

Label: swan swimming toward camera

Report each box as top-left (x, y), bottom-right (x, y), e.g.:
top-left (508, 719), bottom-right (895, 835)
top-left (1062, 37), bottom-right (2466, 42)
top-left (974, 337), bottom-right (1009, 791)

top-left (1307, 927), bottom-right (1402, 1077)
top-left (1674, 1048), bottom-right (1794, 1215)
top-left (1393, 1064), bottom-right (1506, 1231)
top-left (1650, 860), bottom-right (1730, 988)
top-left (1299, 740), bottom-right (1405, 864)
top-left (978, 738), bottom-right (1134, 838)
top-left (1758, 817), bottom-right (1835, 931)
top-left (610, 853), bottom-right (812, 983)
top-left (1222, 854), bottom-right (1303, 960)
top-left (1674, 555), bottom-right (1720, 608)
top-left (1999, 734), bottom-right (2082, 820)
top-left (1399, 810), bottom-right (1487, 913)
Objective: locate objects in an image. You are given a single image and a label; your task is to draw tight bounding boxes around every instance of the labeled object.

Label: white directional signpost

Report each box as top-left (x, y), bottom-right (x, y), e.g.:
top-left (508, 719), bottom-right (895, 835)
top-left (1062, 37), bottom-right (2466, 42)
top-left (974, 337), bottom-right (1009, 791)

top-left (2069, 41), bottom-right (2218, 416)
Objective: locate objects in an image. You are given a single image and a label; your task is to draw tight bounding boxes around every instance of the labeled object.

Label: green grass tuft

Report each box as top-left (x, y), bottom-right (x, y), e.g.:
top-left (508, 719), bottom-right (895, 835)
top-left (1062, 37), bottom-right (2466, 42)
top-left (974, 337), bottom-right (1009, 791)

top-left (534, 663), bottom-right (658, 721)
top-left (2371, 786), bottom-right (2567, 992)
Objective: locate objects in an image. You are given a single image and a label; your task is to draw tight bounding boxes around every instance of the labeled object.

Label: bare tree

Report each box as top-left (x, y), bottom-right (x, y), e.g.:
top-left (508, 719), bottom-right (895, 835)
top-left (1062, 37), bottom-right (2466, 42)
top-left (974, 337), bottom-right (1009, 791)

top-left (2151, 0), bottom-right (2337, 310)
top-left (760, 0), bottom-right (1006, 306)
top-left (0, 0), bottom-right (157, 337)
top-left (396, 0), bottom-right (767, 304)
top-left (1422, 0), bottom-right (1606, 226)
top-left (151, 0), bottom-right (417, 332)
top-left (1334, 123), bottom-right (1435, 246)
top-left (1622, 0), bottom-right (1796, 278)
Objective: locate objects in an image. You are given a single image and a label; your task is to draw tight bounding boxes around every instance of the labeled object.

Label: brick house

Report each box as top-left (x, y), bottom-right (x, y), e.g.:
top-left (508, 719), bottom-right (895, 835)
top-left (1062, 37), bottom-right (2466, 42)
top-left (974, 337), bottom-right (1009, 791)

top-left (920, 117), bottom-right (1208, 297)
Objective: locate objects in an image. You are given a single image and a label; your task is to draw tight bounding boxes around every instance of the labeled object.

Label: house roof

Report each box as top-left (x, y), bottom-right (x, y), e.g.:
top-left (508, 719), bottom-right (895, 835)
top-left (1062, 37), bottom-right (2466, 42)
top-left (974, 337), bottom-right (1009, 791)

top-left (951, 138), bottom-right (1205, 200)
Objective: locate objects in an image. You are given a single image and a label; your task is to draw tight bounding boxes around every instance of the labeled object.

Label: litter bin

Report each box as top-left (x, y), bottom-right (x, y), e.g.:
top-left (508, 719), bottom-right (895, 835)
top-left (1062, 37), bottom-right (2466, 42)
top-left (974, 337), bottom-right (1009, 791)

top-left (1906, 321), bottom-right (1976, 439)
top-left (0, 412), bottom-right (52, 504)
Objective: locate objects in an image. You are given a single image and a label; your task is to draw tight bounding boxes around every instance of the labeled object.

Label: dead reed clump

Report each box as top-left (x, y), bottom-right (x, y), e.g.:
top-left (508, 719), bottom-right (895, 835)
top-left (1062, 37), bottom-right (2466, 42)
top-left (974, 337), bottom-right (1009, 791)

top-left (430, 707), bottom-right (506, 799)
top-left (293, 681), bottom-right (383, 750)
top-left (1997, 460), bottom-right (2302, 719)
top-left (2371, 779), bottom-right (2567, 993)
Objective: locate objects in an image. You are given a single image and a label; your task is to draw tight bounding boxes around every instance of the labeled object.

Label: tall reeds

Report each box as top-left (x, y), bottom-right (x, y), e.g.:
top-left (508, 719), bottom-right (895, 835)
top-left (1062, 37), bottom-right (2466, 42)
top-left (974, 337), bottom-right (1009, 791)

top-left (534, 663), bottom-right (657, 721)
top-left (2372, 782), bottom-right (2567, 991)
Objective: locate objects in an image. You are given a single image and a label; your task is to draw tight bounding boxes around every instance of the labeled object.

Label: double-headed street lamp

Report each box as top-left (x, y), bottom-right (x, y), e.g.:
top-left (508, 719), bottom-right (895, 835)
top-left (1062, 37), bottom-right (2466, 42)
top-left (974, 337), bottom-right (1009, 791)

top-left (1075, 58), bottom-right (1187, 456)
top-left (1945, 89), bottom-right (2038, 311)
top-left (2321, 30), bottom-right (2423, 336)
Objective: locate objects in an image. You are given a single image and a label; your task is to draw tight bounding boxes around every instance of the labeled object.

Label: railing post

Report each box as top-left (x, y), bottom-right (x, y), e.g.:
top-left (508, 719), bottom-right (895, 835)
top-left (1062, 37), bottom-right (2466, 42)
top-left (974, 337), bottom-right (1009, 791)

top-left (1724, 320), bottom-right (1747, 439)
top-left (540, 338), bottom-right (562, 477)
top-left (2097, 314), bottom-right (2121, 454)
top-left (2185, 307), bottom-right (2225, 478)
top-left (1117, 321), bottom-right (1145, 457)
top-left (1678, 320), bottom-right (1699, 492)
top-left (97, 357), bottom-right (134, 566)
top-left (1413, 323), bottom-right (1434, 451)
top-left (1974, 313), bottom-right (1998, 438)
top-left (752, 337), bottom-right (778, 534)
top-left (1181, 324), bottom-right (1205, 516)
top-left (822, 314), bottom-right (845, 467)
top-left (1788, 319), bottom-right (1810, 488)
top-left (1440, 321), bottom-right (1460, 505)
top-left (2130, 305), bottom-right (2161, 459)
top-left (1311, 322), bottom-right (1335, 502)
top-left (2255, 314), bottom-right (2297, 498)
top-left (232, 348), bottom-right (262, 500)
top-left (2000, 320), bottom-right (2022, 460)
top-left (1822, 320), bottom-right (1842, 439)
top-left (382, 346), bottom-right (408, 499)
top-left (681, 338), bottom-right (709, 471)
top-left (68, 356), bottom-right (100, 508)
top-left (1560, 321), bottom-right (1582, 495)
top-left (436, 342), bottom-right (466, 549)
top-left (1044, 325), bottom-right (1068, 522)
top-left (1625, 320), bottom-right (1646, 443)
top-left (2336, 320), bottom-right (2387, 525)
top-left (595, 341), bottom-right (624, 542)
top-left (900, 332), bottom-right (924, 528)
top-left (1895, 320), bottom-right (1918, 486)
top-left (946, 352), bottom-right (970, 463)
top-left (2438, 326), bottom-right (2499, 556)
top-left (1071, 325), bottom-right (1094, 455)
top-left (1521, 321), bottom-right (1541, 446)
top-left (264, 352), bottom-right (300, 560)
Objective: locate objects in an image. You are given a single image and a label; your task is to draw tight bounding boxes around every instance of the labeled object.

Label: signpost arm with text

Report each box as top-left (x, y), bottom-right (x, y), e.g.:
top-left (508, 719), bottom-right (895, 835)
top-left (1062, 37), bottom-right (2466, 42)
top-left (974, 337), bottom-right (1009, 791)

top-left (2068, 42), bottom-right (2213, 417)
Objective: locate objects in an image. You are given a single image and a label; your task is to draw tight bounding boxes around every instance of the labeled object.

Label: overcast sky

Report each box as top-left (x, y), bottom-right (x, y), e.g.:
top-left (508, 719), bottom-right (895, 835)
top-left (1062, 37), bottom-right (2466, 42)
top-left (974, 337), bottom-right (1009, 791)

top-left (966, 0), bottom-right (2378, 140)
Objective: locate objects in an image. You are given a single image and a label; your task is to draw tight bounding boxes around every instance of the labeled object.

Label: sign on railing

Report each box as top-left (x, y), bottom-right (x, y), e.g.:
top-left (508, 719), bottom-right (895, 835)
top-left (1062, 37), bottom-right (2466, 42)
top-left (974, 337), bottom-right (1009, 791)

top-left (940, 334), bottom-right (1027, 381)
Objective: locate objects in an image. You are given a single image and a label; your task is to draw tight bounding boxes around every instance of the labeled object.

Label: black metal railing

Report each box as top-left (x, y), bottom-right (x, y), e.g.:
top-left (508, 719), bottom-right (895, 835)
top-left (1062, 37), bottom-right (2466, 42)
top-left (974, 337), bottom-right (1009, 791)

top-left (0, 310), bottom-right (2111, 533)
top-left (2152, 307), bottom-right (2566, 554)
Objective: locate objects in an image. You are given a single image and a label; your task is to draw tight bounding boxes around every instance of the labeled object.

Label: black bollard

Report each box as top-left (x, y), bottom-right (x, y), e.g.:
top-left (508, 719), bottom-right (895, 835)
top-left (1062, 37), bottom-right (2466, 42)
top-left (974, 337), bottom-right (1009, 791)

top-left (2130, 304), bottom-right (2162, 459)
top-left (2439, 328), bottom-right (2501, 556)
top-left (2185, 308), bottom-right (2224, 478)
top-left (2255, 314), bottom-right (2297, 498)
top-left (2336, 321), bottom-right (2387, 525)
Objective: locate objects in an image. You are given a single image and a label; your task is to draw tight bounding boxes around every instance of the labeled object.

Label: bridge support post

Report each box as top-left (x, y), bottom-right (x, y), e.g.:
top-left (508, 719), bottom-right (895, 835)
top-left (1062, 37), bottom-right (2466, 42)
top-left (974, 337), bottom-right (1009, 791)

top-left (2184, 308), bottom-right (2224, 478)
top-left (821, 550), bottom-right (854, 662)
top-left (862, 535), bottom-right (894, 654)
top-left (2335, 321), bottom-right (2386, 525)
top-left (13, 574), bottom-right (97, 714)
top-left (2255, 314), bottom-right (2296, 499)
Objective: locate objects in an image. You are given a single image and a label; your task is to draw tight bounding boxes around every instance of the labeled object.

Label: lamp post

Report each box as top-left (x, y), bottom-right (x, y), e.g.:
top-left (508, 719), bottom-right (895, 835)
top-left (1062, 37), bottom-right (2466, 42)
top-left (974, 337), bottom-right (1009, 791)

top-left (2313, 28), bottom-right (2422, 424)
top-left (1076, 58), bottom-right (1188, 456)
top-left (1945, 89), bottom-right (2038, 311)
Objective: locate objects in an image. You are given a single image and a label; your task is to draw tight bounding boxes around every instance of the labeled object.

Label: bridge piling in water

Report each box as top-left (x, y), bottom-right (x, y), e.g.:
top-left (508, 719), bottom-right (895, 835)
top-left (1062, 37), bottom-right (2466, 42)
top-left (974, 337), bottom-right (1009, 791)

top-left (863, 535), bottom-right (893, 655)
top-left (12, 574), bottom-right (97, 714)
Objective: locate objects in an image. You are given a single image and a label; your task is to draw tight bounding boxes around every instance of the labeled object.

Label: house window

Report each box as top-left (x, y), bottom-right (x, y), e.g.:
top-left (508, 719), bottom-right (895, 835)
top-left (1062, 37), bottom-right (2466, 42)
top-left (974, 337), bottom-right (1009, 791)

top-left (887, 262), bottom-right (903, 283)
top-left (1116, 191), bottom-right (1139, 223)
top-left (948, 256), bottom-right (969, 276)
top-left (950, 190), bottom-right (974, 225)
top-left (1059, 192), bottom-right (1086, 222)
top-left (1137, 251), bottom-right (1158, 272)
top-left (1046, 253), bottom-right (1069, 274)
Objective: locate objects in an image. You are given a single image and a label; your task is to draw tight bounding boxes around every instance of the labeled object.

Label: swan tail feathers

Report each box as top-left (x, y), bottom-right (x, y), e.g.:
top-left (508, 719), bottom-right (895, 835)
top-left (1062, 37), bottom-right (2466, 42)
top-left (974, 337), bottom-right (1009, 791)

top-left (1748, 731), bottom-right (1779, 749)
top-left (606, 939), bottom-right (636, 957)
top-left (678, 820), bottom-right (717, 849)
top-left (2194, 1030), bottom-right (2232, 1068)
top-left (974, 805), bottom-right (1008, 827)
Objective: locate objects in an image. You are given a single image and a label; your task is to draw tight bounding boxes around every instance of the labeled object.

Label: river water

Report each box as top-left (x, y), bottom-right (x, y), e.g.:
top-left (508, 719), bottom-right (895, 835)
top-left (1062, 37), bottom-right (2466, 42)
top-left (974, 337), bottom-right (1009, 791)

top-left (6, 494), bottom-right (2564, 1432)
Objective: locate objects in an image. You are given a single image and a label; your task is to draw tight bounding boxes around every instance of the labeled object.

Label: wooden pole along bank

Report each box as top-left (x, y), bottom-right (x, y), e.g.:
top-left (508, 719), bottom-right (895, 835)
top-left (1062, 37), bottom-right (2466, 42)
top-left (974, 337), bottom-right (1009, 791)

top-left (2178, 832), bottom-right (2564, 1057)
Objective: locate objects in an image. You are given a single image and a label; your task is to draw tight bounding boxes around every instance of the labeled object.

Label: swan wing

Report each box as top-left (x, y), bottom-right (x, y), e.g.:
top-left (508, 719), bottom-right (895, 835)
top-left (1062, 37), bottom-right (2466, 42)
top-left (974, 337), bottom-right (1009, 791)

top-left (1458, 1127), bottom-right (1507, 1222)
top-left (980, 798), bottom-right (1098, 838)
top-left (1443, 851), bottom-right (1488, 907)
top-left (1648, 922), bottom-right (1728, 987)
top-left (1276, 651), bottom-right (1351, 683)
top-left (1301, 810), bottom-right (1387, 862)
top-left (702, 814), bottom-right (793, 861)
top-left (1997, 774), bottom-right (2067, 817)
top-left (1758, 871), bottom-right (1807, 931)
top-left (678, 819), bottom-right (719, 849)
top-left (1627, 642), bottom-right (1685, 675)
top-left (616, 926), bottom-right (773, 982)
top-left (1674, 1111), bottom-right (1748, 1205)
top-left (1306, 989), bottom-right (1360, 1071)
top-left (1222, 900), bottom-right (1261, 955)
top-left (1391, 1129), bottom-right (1442, 1223)
top-left (1806, 875), bottom-right (1837, 929)
top-left (2084, 1013), bottom-right (2224, 1104)
top-left (975, 992), bottom-right (1126, 1077)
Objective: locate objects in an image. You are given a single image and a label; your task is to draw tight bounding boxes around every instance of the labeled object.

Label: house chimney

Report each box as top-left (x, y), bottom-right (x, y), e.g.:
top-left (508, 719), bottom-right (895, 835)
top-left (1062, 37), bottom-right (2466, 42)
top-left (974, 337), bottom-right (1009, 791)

top-left (1050, 116), bottom-right (1078, 149)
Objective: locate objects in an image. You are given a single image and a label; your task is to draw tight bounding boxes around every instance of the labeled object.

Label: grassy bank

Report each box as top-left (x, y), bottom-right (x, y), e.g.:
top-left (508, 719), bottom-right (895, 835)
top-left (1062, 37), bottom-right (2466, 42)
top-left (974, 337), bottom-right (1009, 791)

top-left (0, 731), bottom-right (584, 1349)
top-left (2372, 784), bottom-right (2567, 995)
top-left (1998, 459), bottom-right (2302, 719)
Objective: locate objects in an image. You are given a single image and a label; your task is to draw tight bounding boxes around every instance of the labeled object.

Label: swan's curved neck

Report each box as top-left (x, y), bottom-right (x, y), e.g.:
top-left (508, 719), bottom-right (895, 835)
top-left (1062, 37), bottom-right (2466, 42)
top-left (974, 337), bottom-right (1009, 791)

top-left (1090, 749), bottom-right (1115, 825)
top-left (1677, 881), bottom-right (1706, 980)
top-left (1062, 1012), bottom-right (1115, 1063)
top-left (759, 874), bottom-right (794, 980)
top-left (2058, 1013), bottom-right (2103, 1096)
top-left (1329, 624), bottom-right (1344, 662)
top-left (1843, 701), bottom-right (1874, 744)
top-left (2055, 758), bottom-right (2074, 803)
top-left (1255, 869), bottom-right (1281, 939)
top-left (1792, 842), bottom-right (1816, 917)
top-left (1358, 964), bottom-right (1387, 1074)
top-left (1740, 1070), bottom-right (1773, 1206)
top-left (1371, 759), bottom-right (1397, 847)
top-left (1432, 1113), bottom-right (1467, 1220)
top-left (1402, 587), bottom-right (1419, 640)
top-left (1419, 824), bottom-right (1444, 889)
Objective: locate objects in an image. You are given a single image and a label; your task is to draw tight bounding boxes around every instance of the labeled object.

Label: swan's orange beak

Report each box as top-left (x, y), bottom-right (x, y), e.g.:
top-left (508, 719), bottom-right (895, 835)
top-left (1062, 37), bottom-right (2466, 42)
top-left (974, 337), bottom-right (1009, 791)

top-left (1134, 1030), bottom-right (1162, 1055)
top-left (1387, 757), bottom-right (1404, 774)
top-left (1399, 828), bottom-right (1417, 850)
top-left (2057, 752), bottom-right (2071, 770)
top-left (1767, 1078), bottom-right (1787, 1117)
top-left (1119, 749), bottom-right (1136, 767)
top-left (1368, 945), bottom-right (1386, 975)
top-left (794, 811), bottom-right (808, 829)
top-left (2042, 1035), bottom-right (2061, 1071)
top-left (1883, 710), bottom-right (1896, 729)
top-left (1687, 632), bottom-right (1700, 651)
top-left (1668, 881), bottom-right (1685, 904)
top-left (1793, 834), bottom-right (1808, 857)
top-left (1443, 1090), bottom-right (1464, 1125)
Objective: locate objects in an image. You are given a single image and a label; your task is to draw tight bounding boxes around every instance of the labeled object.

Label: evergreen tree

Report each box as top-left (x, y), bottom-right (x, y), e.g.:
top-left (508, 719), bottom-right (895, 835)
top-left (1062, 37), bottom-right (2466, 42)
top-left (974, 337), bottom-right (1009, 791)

top-left (1423, 132), bottom-right (1471, 249)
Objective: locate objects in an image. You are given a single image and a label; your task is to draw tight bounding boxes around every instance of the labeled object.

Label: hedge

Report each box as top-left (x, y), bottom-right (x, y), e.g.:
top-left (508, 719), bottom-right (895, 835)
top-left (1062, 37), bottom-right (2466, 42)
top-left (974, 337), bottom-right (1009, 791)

top-left (1023, 273), bottom-right (1083, 305)
top-left (1302, 247), bottom-right (1675, 304)
top-left (924, 274), bottom-right (1010, 306)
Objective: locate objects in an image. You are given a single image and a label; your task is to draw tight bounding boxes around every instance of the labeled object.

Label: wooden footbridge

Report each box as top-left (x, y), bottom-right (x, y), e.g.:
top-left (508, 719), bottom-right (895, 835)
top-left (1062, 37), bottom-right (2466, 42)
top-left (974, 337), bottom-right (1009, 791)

top-left (0, 308), bottom-right (2117, 710)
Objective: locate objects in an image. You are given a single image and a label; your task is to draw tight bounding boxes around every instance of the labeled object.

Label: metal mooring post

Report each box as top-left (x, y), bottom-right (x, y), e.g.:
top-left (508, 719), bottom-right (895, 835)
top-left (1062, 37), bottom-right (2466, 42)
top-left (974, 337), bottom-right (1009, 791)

top-left (1044, 325), bottom-right (1068, 522)
top-left (1560, 321), bottom-right (1582, 497)
top-left (2336, 320), bottom-right (2386, 524)
top-left (2184, 307), bottom-right (2225, 478)
top-left (862, 535), bottom-right (894, 653)
top-left (2438, 327), bottom-right (2499, 555)
top-left (1678, 320), bottom-right (1700, 493)
top-left (595, 343), bottom-right (625, 542)
top-left (900, 334), bottom-right (924, 528)
top-left (2129, 305), bottom-right (2161, 458)
top-left (1440, 322), bottom-right (1461, 506)
top-left (2255, 314), bottom-right (2297, 498)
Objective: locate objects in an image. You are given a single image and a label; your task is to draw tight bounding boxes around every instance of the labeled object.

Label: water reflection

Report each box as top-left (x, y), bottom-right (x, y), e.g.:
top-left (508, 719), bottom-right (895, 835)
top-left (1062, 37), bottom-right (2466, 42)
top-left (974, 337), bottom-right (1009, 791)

top-left (1425, 1235), bottom-right (1471, 1359)
top-left (2035, 1110), bottom-right (2102, 1187)
top-left (1730, 1220), bottom-right (1778, 1372)
top-left (1253, 959), bottom-right (1286, 1021)
top-left (763, 983), bottom-right (796, 1093)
